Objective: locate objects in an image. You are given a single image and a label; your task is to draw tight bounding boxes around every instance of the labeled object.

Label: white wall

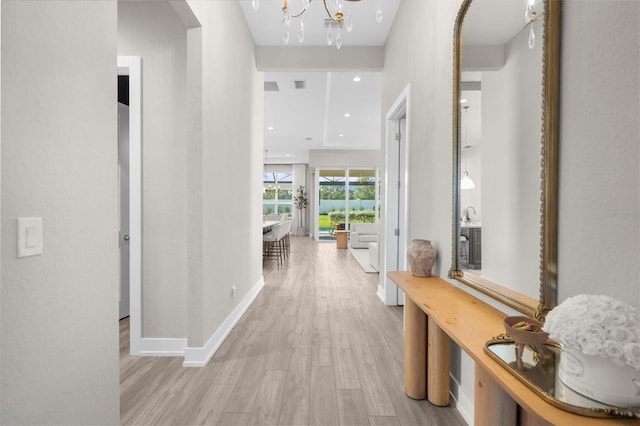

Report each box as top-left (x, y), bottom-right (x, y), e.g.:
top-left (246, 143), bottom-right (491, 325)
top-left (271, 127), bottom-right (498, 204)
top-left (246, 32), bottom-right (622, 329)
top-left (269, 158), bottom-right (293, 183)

top-left (382, 0), bottom-right (640, 422)
top-left (308, 149), bottom-right (381, 169)
top-left (186, 1), bottom-right (264, 349)
top-left (559, 0), bottom-right (639, 307)
top-left (481, 27), bottom-right (543, 300)
top-left (1, 1), bottom-right (119, 423)
top-left (118, 1), bottom-right (189, 338)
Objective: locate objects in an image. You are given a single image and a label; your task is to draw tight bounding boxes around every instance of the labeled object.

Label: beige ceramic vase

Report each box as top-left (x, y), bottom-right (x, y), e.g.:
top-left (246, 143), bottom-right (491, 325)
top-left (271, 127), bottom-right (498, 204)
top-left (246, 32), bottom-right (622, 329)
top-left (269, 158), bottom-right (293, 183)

top-left (407, 239), bottom-right (435, 277)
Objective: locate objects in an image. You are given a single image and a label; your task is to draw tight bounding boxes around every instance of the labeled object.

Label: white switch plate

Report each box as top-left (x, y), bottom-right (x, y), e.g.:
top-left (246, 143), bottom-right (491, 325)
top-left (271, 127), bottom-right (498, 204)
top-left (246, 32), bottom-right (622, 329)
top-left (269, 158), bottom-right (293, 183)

top-left (17, 217), bottom-right (43, 258)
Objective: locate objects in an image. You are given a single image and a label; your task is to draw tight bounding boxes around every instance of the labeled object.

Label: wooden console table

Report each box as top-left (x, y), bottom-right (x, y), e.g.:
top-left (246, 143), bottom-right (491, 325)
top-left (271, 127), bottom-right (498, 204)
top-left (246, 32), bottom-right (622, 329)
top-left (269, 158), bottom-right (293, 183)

top-left (388, 271), bottom-right (639, 426)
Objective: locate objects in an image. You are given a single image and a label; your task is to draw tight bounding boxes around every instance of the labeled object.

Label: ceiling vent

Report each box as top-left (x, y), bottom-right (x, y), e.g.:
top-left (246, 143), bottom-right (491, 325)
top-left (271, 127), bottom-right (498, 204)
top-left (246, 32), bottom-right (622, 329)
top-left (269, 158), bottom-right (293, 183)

top-left (264, 81), bottom-right (280, 92)
top-left (294, 80), bottom-right (306, 89)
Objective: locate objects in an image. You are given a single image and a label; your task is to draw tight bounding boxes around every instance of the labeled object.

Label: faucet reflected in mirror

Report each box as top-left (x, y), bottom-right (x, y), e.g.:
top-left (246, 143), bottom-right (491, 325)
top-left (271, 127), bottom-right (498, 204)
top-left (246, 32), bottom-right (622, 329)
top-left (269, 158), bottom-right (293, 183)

top-left (462, 205), bottom-right (476, 224)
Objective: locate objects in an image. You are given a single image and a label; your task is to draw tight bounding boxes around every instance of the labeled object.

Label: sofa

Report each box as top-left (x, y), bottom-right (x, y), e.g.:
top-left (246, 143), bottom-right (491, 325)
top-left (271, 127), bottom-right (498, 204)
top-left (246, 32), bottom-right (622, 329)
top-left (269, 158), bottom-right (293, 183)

top-left (350, 222), bottom-right (379, 249)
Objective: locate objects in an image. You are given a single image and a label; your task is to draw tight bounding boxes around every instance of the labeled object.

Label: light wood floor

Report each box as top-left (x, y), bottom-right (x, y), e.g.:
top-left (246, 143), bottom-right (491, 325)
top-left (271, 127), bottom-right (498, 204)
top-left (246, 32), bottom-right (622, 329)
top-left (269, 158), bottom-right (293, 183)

top-left (120, 236), bottom-right (467, 426)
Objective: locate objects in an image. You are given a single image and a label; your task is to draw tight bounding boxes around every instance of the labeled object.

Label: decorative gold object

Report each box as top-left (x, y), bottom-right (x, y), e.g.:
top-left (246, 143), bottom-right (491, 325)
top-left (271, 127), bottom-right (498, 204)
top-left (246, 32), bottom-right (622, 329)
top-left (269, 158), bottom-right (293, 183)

top-left (503, 315), bottom-right (549, 368)
top-left (251, 0), bottom-right (378, 50)
top-left (448, 0), bottom-right (561, 321)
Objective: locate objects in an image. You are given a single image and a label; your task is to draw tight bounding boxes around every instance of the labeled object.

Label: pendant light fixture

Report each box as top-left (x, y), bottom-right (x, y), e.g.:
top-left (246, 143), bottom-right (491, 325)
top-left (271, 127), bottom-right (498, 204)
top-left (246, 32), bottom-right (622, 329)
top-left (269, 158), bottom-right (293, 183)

top-left (524, 0), bottom-right (543, 49)
top-left (252, 0), bottom-right (383, 50)
top-left (460, 105), bottom-right (475, 190)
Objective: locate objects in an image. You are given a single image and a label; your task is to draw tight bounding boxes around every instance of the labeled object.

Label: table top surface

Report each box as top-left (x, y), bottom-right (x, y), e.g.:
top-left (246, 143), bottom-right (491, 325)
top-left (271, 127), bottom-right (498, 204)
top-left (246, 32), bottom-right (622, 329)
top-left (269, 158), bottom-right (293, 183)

top-left (262, 220), bottom-right (280, 229)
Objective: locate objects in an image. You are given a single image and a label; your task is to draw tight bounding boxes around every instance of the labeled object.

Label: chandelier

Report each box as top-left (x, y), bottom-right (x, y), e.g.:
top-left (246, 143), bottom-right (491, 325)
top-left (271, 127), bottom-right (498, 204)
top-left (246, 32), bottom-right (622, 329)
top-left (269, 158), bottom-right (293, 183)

top-left (251, 0), bottom-right (383, 50)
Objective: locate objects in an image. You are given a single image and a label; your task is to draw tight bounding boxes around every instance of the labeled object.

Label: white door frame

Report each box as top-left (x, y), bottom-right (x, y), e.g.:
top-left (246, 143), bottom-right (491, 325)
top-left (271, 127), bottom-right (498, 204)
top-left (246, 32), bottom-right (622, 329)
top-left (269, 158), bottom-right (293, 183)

top-left (117, 56), bottom-right (142, 355)
top-left (382, 84), bottom-right (411, 305)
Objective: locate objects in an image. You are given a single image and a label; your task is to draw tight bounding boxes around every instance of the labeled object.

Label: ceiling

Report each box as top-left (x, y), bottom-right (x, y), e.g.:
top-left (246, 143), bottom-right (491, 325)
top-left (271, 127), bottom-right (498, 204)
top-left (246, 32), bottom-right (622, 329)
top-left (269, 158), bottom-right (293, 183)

top-left (239, 0), bottom-right (402, 164)
top-left (263, 71), bottom-right (382, 163)
top-left (463, 0), bottom-right (538, 46)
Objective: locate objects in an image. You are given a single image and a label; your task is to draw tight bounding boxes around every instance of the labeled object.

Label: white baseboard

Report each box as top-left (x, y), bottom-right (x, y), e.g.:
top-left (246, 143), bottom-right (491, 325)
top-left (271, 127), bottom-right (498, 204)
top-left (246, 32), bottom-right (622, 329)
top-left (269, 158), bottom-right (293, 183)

top-left (376, 285), bottom-right (386, 303)
top-left (139, 337), bottom-right (187, 356)
top-left (449, 375), bottom-right (474, 426)
top-left (183, 277), bottom-right (265, 367)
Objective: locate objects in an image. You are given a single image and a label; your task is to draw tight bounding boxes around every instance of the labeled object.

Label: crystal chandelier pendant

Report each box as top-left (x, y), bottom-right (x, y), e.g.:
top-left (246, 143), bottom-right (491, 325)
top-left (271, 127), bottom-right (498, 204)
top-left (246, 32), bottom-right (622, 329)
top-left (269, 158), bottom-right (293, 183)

top-left (284, 9), bottom-right (291, 27)
top-left (335, 27), bottom-right (342, 50)
top-left (252, 0), bottom-right (259, 11)
top-left (298, 20), bottom-right (305, 43)
top-left (303, 0), bottom-right (310, 8)
top-left (376, 0), bottom-right (383, 23)
top-left (528, 26), bottom-right (535, 49)
top-left (346, 8), bottom-right (353, 32)
top-left (326, 27), bottom-right (334, 46)
top-left (284, 27), bottom-right (290, 44)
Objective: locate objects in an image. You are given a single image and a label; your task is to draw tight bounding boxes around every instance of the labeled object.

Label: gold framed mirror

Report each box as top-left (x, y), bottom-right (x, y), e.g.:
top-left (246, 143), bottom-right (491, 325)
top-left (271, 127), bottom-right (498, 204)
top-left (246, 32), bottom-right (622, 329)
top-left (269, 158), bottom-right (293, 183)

top-left (449, 0), bottom-right (560, 319)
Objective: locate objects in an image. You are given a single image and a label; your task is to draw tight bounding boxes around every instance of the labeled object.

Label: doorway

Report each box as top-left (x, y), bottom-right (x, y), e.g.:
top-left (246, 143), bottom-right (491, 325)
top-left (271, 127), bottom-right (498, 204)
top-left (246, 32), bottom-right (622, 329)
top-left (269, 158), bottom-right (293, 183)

top-left (118, 56), bottom-right (142, 355)
top-left (118, 92), bottom-right (130, 320)
top-left (382, 84), bottom-right (411, 305)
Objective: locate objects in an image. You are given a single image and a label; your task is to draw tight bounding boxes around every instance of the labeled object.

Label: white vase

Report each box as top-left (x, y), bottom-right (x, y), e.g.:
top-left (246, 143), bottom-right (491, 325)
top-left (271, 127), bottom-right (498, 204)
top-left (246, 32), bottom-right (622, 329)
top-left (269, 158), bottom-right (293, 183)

top-left (558, 347), bottom-right (640, 407)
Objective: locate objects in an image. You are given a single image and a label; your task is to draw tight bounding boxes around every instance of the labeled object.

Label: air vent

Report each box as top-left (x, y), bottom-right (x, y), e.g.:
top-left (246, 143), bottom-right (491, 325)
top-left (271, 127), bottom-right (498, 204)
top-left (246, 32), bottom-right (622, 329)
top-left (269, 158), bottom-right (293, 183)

top-left (294, 80), bottom-right (306, 89)
top-left (264, 81), bottom-right (280, 92)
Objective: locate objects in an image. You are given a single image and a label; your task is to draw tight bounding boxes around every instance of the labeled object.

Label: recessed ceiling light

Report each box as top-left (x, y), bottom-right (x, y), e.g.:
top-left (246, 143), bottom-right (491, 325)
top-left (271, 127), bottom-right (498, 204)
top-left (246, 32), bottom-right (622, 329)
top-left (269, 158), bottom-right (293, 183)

top-left (267, 126), bottom-right (275, 130)
top-left (344, 113), bottom-right (350, 118)
top-left (339, 133), bottom-right (344, 137)
top-left (353, 76), bottom-right (361, 82)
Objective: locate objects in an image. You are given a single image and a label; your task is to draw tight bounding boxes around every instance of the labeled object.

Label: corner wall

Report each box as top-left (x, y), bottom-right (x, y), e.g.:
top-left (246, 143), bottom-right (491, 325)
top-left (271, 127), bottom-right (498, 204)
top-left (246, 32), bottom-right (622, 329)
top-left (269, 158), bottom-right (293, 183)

top-left (186, 1), bottom-right (264, 352)
top-left (1, 1), bottom-right (119, 423)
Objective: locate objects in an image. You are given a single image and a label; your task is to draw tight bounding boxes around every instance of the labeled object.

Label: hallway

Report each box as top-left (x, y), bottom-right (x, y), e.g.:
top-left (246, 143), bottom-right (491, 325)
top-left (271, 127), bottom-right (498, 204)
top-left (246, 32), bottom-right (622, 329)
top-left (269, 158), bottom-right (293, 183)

top-left (120, 236), bottom-right (466, 425)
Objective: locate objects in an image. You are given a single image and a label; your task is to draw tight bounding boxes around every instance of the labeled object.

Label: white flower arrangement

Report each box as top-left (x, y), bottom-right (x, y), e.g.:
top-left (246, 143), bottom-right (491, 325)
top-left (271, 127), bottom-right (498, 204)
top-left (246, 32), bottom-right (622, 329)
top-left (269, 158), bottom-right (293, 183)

top-left (543, 294), bottom-right (640, 370)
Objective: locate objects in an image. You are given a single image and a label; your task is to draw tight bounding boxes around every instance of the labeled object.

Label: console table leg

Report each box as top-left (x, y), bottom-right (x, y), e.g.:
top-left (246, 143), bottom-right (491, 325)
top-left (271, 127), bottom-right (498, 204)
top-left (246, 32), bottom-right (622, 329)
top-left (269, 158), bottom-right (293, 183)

top-left (404, 297), bottom-right (427, 399)
top-left (520, 409), bottom-right (553, 426)
top-left (475, 364), bottom-right (517, 426)
top-left (427, 316), bottom-right (450, 406)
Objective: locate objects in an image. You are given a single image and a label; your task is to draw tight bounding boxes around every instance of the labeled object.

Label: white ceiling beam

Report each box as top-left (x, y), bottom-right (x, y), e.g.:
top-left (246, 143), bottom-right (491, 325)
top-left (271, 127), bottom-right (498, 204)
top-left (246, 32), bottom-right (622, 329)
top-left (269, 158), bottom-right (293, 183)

top-left (256, 46), bottom-right (384, 72)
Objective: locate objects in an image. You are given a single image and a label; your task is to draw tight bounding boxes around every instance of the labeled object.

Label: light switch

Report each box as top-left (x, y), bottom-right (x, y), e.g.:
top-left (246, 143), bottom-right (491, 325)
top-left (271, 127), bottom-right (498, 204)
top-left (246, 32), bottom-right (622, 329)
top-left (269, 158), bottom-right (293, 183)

top-left (17, 217), bottom-right (43, 258)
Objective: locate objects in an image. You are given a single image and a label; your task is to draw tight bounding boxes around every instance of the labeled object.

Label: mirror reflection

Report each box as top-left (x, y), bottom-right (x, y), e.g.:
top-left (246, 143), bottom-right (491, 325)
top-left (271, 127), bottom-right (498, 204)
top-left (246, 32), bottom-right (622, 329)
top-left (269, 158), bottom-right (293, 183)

top-left (457, 0), bottom-right (544, 301)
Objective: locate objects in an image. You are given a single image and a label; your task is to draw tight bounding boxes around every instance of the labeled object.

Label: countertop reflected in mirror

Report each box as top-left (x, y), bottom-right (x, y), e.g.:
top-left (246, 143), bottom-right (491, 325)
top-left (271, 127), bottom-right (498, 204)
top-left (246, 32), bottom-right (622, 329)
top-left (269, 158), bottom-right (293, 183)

top-left (485, 340), bottom-right (640, 418)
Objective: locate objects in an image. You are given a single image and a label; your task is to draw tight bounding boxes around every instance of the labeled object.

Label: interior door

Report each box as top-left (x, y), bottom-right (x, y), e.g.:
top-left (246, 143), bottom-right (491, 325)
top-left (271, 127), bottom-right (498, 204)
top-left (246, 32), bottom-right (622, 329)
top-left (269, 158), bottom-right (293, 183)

top-left (118, 102), bottom-right (130, 320)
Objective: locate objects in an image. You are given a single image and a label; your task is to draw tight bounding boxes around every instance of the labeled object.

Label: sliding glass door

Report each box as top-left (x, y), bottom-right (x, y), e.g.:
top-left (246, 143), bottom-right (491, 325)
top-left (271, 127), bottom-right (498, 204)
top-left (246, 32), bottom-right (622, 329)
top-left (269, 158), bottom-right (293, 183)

top-left (348, 169), bottom-right (376, 224)
top-left (315, 168), bottom-right (378, 241)
top-left (318, 170), bottom-right (346, 240)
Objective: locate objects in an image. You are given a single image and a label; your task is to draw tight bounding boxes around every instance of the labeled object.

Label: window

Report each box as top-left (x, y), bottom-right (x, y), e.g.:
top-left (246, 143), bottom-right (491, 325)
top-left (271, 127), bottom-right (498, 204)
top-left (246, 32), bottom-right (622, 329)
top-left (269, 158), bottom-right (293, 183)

top-left (263, 171), bottom-right (293, 216)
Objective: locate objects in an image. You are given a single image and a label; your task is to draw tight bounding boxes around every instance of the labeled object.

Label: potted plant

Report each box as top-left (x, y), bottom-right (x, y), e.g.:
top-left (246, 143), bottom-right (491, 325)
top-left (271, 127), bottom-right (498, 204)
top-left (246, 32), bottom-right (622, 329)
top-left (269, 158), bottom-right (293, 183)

top-left (293, 185), bottom-right (308, 235)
